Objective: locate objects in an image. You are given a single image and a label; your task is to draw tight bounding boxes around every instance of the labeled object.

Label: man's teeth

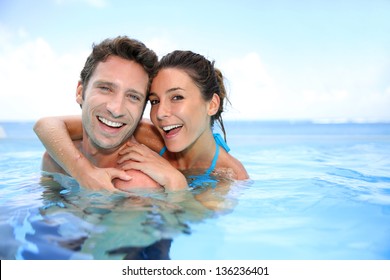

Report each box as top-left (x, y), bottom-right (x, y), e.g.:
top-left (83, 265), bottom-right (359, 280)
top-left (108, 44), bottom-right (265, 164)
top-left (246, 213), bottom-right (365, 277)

top-left (98, 117), bottom-right (123, 128)
top-left (163, 124), bottom-right (182, 132)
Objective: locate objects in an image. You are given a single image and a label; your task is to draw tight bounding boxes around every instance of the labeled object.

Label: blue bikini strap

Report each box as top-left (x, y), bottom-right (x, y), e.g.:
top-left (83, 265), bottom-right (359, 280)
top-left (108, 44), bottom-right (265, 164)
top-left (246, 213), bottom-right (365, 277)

top-left (159, 133), bottom-right (229, 156)
top-left (159, 146), bottom-right (167, 156)
top-left (213, 133), bottom-right (230, 152)
top-left (204, 142), bottom-right (220, 176)
top-left (158, 133), bottom-right (230, 175)
top-left (204, 134), bottom-right (230, 175)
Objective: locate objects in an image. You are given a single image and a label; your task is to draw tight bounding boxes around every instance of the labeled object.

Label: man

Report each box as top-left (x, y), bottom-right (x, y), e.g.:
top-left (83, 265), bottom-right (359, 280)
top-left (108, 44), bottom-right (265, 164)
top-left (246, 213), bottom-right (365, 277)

top-left (35, 36), bottom-right (184, 192)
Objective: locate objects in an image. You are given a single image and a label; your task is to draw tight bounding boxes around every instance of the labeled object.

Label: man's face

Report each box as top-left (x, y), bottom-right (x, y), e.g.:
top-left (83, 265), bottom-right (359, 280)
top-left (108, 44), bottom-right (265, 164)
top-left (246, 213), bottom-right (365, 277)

top-left (76, 55), bottom-right (149, 151)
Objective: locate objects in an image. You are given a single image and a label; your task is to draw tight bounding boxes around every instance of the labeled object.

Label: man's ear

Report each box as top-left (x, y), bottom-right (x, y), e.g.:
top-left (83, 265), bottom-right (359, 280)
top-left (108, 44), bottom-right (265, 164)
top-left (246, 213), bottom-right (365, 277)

top-left (207, 93), bottom-right (220, 116)
top-left (76, 81), bottom-right (83, 106)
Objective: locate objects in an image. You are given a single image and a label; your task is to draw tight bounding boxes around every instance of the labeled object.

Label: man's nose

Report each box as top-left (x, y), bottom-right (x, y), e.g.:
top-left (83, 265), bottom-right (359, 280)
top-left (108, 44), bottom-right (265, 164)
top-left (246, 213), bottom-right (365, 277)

top-left (106, 94), bottom-right (125, 118)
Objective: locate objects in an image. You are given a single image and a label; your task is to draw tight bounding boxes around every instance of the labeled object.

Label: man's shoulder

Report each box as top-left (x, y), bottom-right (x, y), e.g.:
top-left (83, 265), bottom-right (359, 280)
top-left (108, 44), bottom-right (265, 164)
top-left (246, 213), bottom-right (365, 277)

top-left (114, 169), bottom-right (161, 191)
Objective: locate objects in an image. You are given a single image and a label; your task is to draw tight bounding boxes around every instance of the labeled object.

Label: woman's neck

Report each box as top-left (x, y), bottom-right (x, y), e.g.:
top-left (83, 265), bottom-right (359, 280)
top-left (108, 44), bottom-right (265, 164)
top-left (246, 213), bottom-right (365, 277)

top-left (170, 130), bottom-right (217, 171)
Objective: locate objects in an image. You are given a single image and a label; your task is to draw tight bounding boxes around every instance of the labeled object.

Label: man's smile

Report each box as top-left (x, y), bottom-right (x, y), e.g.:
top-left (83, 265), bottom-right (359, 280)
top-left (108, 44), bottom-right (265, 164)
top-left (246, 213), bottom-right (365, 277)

top-left (98, 116), bottom-right (124, 128)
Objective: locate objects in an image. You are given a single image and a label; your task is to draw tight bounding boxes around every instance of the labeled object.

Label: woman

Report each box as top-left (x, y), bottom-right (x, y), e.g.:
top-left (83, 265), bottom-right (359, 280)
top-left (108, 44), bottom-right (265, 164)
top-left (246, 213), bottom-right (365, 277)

top-left (34, 50), bottom-right (248, 191)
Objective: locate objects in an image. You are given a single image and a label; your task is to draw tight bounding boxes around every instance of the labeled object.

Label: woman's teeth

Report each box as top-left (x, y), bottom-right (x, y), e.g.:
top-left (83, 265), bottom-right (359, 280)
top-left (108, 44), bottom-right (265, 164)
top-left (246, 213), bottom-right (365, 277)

top-left (163, 124), bottom-right (182, 133)
top-left (98, 117), bottom-right (124, 128)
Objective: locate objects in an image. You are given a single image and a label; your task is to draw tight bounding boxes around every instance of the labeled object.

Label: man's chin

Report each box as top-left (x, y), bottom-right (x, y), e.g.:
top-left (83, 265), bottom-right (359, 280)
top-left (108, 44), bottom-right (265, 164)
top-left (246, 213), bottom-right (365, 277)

top-left (91, 139), bottom-right (125, 151)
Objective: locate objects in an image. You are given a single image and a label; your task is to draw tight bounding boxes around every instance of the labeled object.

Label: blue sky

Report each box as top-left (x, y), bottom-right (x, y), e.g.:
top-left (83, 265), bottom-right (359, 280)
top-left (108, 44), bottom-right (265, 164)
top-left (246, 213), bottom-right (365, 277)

top-left (1, 0), bottom-right (389, 122)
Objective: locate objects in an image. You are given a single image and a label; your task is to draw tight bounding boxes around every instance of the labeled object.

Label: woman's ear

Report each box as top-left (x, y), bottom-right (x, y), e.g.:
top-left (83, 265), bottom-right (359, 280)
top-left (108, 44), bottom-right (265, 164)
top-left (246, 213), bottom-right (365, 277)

top-left (208, 93), bottom-right (220, 116)
top-left (76, 81), bottom-right (83, 106)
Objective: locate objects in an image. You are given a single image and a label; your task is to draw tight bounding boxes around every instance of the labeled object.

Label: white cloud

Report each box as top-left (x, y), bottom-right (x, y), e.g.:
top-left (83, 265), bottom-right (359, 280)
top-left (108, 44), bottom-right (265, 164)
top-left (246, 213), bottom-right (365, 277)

top-left (144, 37), bottom-right (178, 58)
top-left (1, 33), bottom-right (389, 122)
top-left (0, 24), bottom-right (12, 47)
top-left (216, 50), bottom-right (390, 121)
top-left (0, 36), bottom-right (86, 121)
top-left (220, 52), bottom-right (283, 120)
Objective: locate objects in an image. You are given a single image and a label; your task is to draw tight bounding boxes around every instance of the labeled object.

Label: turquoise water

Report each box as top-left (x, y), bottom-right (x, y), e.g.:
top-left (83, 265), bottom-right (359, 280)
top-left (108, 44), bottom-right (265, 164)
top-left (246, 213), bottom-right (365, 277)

top-left (1, 121), bottom-right (390, 260)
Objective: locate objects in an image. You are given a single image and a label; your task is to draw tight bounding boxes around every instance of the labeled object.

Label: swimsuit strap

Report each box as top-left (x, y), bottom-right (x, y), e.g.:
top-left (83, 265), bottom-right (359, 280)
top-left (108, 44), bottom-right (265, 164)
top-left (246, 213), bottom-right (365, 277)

top-left (204, 142), bottom-right (220, 176)
top-left (213, 133), bottom-right (230, 152)
top-left (204, 133), bottom-right (230, 175)
top-left (159, 146), bottom-right (167, 156)
top-left (158, 133), bottom-right (230, 175)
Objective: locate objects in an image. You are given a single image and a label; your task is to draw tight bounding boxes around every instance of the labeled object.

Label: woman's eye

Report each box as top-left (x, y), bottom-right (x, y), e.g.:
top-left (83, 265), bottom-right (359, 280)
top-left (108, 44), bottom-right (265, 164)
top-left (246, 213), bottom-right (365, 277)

top-left (149, 99), bottom-right (159, 106)
top-left (172, 95), bottom-right (184, 101)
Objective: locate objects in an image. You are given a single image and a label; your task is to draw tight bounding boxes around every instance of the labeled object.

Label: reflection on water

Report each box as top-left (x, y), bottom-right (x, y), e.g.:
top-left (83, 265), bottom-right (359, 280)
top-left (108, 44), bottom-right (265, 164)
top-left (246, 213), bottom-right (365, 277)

top-left (6, 171), bottom-right (239, 260)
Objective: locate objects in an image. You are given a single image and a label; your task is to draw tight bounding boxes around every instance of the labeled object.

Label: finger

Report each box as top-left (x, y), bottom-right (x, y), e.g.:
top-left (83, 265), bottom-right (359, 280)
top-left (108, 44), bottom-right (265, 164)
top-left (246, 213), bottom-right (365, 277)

top-left (118, 152), bottom-right (147, 165)
top-left (119, 160), bottom-right (142, 171)
top-left (119, 143), bottom-right (142, 155)
top-left (118, 142), bottom-right (139, 155)
top-left (117, 151), bottom-right (141, 163)
top-left (126, 143), bottom-right (152, 155)
top-left (117, 153), bottom-right (133, 163)
top-left (118, 147), bottom-right (129, 155)
top-left (106, 182), bottom-right (120, 192)
top-left (118, 146), bottom-right (137, 155)
top-left (107, 168), bottom-right (132, 181)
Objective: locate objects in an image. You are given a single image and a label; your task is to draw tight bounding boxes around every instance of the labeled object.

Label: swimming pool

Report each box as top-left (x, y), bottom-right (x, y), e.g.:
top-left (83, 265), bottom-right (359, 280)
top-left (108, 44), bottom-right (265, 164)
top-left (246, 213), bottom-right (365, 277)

top-left (1, 121), bottom-right (390, 260)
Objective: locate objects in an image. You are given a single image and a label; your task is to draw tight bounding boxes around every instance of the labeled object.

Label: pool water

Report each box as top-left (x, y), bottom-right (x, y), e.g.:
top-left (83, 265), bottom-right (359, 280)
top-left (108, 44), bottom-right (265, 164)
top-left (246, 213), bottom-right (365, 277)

top-left (1, 121), bottom-right (390, 260)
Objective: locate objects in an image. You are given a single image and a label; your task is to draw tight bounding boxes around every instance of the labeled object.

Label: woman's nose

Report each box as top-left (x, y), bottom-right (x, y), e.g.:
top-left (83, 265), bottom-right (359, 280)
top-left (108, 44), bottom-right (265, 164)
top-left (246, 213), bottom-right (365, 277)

top-left (156, 100), bottom-right (170, 120)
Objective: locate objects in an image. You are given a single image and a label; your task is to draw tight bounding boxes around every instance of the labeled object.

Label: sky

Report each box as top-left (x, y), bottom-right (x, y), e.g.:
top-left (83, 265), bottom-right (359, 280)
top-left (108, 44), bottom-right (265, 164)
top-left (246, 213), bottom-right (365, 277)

top-left (0, 0), bottom-right (389, 122)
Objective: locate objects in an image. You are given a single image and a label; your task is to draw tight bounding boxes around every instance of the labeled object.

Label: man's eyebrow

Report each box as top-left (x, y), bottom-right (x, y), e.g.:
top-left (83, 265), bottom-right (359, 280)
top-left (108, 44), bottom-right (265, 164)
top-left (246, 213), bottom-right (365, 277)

top-left (94, 80), bottom-right (145, 96)
top-left (93, 80), bottom-right (117, 89)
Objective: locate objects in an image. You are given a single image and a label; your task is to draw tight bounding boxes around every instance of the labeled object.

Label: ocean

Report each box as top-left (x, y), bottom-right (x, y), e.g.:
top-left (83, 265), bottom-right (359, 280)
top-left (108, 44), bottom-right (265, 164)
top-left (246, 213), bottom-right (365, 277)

top-left (0, 120), bottom-right (390, 259)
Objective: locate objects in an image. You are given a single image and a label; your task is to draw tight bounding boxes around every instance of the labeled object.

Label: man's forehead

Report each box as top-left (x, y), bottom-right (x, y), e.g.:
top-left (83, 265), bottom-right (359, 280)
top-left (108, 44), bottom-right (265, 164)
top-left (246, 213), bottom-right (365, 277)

top-left (87, 57), bottom-right (148, 94)
top-left (92, 57), bottom-right (147, 80)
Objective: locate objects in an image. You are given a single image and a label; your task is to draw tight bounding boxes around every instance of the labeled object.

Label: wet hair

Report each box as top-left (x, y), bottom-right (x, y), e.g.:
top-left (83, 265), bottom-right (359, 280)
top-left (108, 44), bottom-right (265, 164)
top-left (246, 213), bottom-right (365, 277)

top-left (80, 36), bottom-right (158, 100)
top-left (156, 50), bottom-right (230, 141)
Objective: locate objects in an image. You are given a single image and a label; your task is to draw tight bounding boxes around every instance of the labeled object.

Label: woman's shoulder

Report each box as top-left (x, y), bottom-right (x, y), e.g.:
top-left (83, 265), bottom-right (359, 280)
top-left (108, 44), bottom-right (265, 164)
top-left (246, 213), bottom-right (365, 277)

top-left (217, 149), bottom-right (249, 180)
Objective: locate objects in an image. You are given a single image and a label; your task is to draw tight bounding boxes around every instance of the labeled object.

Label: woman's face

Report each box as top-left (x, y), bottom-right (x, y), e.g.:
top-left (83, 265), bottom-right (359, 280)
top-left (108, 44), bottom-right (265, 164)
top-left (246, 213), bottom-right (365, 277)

top-left (149, 68), bottom-right (216, 153)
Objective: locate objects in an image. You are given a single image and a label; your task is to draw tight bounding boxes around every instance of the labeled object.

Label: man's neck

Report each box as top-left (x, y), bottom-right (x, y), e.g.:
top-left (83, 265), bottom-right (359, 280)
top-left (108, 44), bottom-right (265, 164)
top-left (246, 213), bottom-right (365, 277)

top-left (79, 135), bottom-right (136, 168)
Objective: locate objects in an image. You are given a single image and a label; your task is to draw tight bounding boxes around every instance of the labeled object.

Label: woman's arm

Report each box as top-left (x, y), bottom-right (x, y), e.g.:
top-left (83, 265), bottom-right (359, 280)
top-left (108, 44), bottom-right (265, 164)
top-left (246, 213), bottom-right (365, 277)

top-left (33, 116), bottom-right (130, 191)
top-left (33, 115), bottom-right (84, 175)
top-left (134, 118), bottom-right (165, 153)
top-left (118, 143), bottom-right (188, 191)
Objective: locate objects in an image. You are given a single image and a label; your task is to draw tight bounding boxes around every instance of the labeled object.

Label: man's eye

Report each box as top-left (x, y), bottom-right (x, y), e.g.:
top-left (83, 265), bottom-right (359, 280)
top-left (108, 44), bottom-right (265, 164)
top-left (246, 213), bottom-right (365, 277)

top-left (128, 94), bottom-right (142, 102)
top-left (99, 86), bottom-right (110, 92)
